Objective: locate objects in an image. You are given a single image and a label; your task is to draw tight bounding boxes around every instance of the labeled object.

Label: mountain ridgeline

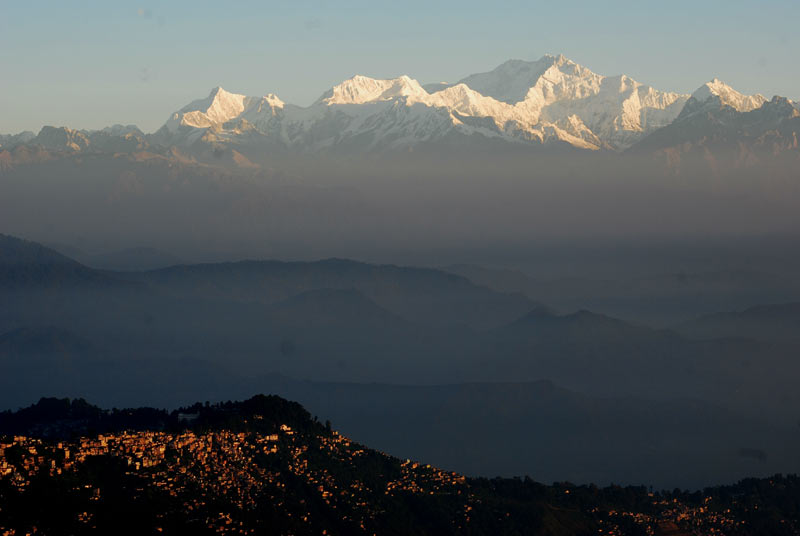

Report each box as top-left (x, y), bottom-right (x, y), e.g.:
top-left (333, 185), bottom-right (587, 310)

top-left (2, 54), bottom-right (799, 164)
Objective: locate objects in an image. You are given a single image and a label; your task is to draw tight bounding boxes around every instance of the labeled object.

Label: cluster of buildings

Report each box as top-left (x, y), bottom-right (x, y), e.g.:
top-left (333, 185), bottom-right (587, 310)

top-left (595, 494), bottom-right (759, 535)
top-left (2, 425), bottom-right (788, 535)
top-left (0, 420), bottom-right (472, 535)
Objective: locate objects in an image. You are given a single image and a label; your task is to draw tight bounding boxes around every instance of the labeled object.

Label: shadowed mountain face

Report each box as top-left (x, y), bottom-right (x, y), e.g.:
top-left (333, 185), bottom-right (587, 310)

top-left (630, 95), bottom-right (800, 174)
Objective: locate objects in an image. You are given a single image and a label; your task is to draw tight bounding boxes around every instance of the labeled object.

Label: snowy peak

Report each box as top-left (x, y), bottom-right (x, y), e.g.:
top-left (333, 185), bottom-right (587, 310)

top-left (150, 55), bottom-right (693, 153)
top-left (319, 75), bottom-right (428, 105)
top-left (163, 86), bottom-right (256, 133)
top-left (260, 93), bottom-right (285, 109)
top-left (6, 54), bottom-right (797, 164)
top-left (140, 55), bottom-right (796, 156)
top-left (687, 79), bottom-right (767, 113)
top-left (160, 87), bottom-right (287, 140)
top-left (456, 54), bottom-right (603, 107)
top-left (456, 55), bottom-right (561, 104)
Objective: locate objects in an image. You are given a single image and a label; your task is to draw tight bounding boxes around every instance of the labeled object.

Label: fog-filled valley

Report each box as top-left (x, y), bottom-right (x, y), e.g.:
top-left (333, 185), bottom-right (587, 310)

top-left (3, 151), bottom-right (800, 268)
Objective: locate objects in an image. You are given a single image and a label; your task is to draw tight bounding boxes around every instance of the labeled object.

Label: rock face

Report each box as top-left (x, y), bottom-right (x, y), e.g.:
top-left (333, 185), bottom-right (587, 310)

top-left (33, 126), bottom-right (91, 152)
top-left (630, 80), bottom-right (800, 173)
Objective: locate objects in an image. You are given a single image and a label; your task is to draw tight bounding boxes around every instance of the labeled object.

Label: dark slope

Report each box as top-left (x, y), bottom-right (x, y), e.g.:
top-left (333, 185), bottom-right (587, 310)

top-left (0, 234), bottom-right (121, 289)
top-left (0, 234), bottom-right (76, 265)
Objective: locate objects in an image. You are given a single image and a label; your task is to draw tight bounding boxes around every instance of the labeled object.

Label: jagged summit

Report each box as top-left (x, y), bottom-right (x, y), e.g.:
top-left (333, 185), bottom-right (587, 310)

top-left (688, 78), bottom-right (767, 113)
top-left (318, 75), bottom-right (429, 105)
top-left (100, 124), bottom-right (144, 136)
top-left (143, 54), bottom-right (696, 152)
top-left (260, 93), bottom-right (285, 108)
top-left (166, 86), bottom-right (254, 131)
top-left (455, 55), bottom-right (571, 105)
top-left (4, 54), bottom-right (797, 158)
top-left (33, 126), bottom-right (90, 152)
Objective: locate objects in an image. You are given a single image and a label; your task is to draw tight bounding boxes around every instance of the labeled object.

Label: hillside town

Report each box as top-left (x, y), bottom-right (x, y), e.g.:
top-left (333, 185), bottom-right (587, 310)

top-left (0, 412), bottom-right (476, 535)
top-left (1, 397), bottom-right (798, 535)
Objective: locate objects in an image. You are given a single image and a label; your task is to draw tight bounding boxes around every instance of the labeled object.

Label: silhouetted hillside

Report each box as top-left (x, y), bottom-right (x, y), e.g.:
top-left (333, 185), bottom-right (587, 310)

top-left (0, 395), bottom-right (598, 535)
top-left (2, 395), bottom-right (799, 535)
top-left (0, 394), bottom-right (315, 439)
top-left (0, 234), bottom-right (118, 289)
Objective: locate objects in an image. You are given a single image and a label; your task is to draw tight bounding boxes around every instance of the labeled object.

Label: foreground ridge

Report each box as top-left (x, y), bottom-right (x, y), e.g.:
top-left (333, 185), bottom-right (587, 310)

top-left (1, 396), bottom-right (799, 535)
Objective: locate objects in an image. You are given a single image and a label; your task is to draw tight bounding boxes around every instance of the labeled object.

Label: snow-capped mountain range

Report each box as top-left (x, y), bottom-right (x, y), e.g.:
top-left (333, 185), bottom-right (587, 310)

top-left (2, 54), bottom-right (798, 160)
top-left (152, 54), bottom-right (696, 152)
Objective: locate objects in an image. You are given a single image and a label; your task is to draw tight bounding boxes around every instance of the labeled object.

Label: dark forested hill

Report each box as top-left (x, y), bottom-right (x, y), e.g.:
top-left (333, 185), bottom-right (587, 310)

top-left (2, 396), bottom-right (800, 535)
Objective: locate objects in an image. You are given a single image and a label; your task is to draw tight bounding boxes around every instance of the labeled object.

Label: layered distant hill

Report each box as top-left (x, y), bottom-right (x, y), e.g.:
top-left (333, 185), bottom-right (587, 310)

top-left (3, 234), bottom-right (800, 488)
top-left (2, 54), bottom-right (799, 170)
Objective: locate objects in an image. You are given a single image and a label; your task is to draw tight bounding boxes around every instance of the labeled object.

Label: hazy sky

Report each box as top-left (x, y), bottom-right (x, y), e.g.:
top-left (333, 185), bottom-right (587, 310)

top-left (1, 0), bottom-right (798, 134)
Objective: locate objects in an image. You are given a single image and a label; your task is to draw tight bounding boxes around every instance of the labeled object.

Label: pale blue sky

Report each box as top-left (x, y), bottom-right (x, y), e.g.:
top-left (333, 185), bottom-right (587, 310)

top-left (1, 0), bottom-right (797, 133)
